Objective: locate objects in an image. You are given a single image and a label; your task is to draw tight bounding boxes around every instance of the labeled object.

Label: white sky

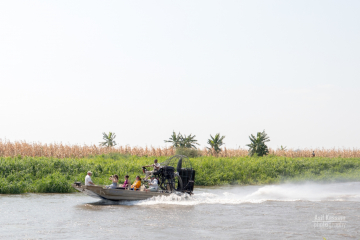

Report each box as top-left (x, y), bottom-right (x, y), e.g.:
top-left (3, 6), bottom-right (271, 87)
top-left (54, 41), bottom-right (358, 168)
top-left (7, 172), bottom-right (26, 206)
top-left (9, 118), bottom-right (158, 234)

top-left (1, 1), bottom-right (359, 149)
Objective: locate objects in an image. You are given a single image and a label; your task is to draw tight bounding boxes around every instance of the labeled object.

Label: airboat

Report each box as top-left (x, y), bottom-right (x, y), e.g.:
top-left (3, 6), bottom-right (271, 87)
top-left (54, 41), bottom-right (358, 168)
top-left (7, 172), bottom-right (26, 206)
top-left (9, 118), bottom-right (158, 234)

top-left (72, 155), bottom-right (195, 201)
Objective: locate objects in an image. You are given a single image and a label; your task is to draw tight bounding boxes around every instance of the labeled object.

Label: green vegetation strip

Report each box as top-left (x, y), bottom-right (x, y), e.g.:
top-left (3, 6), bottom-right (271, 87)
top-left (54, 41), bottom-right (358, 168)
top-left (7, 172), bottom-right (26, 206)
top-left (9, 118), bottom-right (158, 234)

top-left (1, 154), bottom-right (360, 194)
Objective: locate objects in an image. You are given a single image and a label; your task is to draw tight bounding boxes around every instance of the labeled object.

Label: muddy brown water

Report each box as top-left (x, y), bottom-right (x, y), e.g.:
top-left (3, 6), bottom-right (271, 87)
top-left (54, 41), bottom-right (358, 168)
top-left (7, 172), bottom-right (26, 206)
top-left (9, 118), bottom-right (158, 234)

top-left (1, 182), bottom-right (360, 239)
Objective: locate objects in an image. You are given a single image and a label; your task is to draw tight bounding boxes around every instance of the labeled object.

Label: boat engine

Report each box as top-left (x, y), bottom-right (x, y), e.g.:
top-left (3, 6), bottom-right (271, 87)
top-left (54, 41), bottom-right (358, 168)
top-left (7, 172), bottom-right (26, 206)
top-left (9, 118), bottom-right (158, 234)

top-left (178, 169), bottom-right (195, 192)
top-left (158, 155), bottom-right (195, 193)
top-left (74, 182), bottom-right (82, 187)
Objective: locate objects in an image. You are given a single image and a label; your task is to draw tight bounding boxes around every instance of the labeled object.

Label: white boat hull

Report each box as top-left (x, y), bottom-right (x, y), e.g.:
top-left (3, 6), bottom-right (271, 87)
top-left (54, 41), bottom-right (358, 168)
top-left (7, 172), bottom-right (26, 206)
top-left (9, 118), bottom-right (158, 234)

top-left (72, 184), bottom-right (171, 201)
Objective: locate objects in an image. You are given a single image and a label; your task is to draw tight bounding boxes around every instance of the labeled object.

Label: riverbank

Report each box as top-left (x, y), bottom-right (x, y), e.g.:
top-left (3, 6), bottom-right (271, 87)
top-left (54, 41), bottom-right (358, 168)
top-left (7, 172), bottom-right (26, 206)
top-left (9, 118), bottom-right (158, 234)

top-left (1, 154), bottom-right (360, 193)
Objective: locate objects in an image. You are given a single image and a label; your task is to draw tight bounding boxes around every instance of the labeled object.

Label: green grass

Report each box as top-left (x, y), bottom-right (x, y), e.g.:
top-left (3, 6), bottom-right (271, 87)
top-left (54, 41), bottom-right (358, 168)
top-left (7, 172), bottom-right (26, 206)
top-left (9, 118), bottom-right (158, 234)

top-left (1, 153), bottom-right (360, 193)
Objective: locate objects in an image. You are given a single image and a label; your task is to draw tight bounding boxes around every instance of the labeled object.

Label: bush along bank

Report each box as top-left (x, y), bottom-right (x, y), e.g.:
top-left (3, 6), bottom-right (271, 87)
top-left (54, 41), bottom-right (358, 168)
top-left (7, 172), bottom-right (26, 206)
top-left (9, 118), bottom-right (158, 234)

top-left (1, 154), bottom-right (360, 193)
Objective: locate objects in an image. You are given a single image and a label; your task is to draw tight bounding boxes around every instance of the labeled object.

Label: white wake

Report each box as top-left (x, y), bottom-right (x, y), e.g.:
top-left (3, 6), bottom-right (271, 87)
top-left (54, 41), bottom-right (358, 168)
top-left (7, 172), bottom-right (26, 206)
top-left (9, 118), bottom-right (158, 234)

top-left (116, 182), bottom-right (360, 206)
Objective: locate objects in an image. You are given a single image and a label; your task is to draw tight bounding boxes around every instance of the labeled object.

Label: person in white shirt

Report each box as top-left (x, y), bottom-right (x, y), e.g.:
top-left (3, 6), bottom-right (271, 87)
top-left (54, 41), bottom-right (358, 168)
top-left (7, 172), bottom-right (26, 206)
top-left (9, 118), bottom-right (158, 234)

top-left (143, 159), bottom-right (161, 180)
top-left (148, 175), bottom-right (158, 192)
top-left (85, 171), bottom-right (95, 186)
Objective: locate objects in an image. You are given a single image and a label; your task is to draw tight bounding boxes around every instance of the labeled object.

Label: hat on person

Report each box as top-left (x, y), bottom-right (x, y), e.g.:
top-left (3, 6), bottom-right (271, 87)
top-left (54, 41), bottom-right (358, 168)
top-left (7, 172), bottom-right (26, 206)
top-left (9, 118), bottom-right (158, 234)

top-left (87, 171), bottom-right (92, 174)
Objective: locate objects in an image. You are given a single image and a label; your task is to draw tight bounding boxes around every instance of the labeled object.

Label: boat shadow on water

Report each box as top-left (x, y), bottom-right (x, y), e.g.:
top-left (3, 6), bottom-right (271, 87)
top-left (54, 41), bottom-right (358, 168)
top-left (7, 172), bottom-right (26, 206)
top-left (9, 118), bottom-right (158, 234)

top-left (89, 199), bottom-right (142, 206)
top-left (74, 199), bottom-right (142, 211)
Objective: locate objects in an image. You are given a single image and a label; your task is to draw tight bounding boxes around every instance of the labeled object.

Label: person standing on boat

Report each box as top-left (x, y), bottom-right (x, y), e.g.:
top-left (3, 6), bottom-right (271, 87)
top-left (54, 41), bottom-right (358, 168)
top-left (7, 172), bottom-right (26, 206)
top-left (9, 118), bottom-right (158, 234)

top-left (85, 171), bottom-right (95, 186)
top-left (148, 175), bottom-right (158, 192)
top-left (143, 159), bottom-right (161, 180)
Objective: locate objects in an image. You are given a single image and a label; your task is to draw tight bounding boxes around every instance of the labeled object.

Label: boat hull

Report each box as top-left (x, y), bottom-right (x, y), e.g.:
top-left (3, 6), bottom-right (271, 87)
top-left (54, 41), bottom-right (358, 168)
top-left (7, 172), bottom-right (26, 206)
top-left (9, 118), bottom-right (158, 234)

top-left (72, 184), bottom-right (171, 201)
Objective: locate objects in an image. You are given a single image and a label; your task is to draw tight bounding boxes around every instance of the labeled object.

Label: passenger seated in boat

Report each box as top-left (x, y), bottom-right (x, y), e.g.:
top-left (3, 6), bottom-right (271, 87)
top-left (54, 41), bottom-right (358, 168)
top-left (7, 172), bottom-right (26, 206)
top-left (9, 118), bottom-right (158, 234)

top-left (107, 175), bottom-right (119, 189)
top-left (143, 159), bottom-right (161, 180)
top-left (130, 176), bottom-right (141, 190)
top-left (122, 175), bottom-right (129, 188)
top-left (85, 171), bottom-right (95, 186)
top-left (147, 175), bottom-right (158, 192)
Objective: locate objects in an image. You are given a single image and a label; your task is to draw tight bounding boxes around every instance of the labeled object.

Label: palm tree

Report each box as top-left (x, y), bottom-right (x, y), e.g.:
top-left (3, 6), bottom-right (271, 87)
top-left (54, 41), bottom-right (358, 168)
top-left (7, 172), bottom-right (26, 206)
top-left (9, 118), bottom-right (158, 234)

top-left (246, 130), bottom-right (270, 156)
top-left (164, 131), bottom-right (182, 148)
top-left (99, 132), bottom-right (117, 147)
top-left (180, 134), bottom-right (200, 149)
top-left (207, 133), bottom-right (225, 153)
top-left (279, 145), bottom-right (287, 151)
top-left (165, 132), bottom-right (199, 149)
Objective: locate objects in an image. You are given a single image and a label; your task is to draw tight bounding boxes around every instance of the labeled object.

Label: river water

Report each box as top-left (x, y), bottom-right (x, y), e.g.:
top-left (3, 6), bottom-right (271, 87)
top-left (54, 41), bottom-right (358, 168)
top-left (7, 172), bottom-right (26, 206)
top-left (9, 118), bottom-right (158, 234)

top-left (1, 182), bottom-right (360, 239)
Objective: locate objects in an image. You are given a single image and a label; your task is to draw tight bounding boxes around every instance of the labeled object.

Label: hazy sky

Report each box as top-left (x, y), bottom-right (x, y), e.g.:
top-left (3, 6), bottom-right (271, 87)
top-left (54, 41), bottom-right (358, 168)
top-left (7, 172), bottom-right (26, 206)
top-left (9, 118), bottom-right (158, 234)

top-left (1, 1), bottom-right (359, 149)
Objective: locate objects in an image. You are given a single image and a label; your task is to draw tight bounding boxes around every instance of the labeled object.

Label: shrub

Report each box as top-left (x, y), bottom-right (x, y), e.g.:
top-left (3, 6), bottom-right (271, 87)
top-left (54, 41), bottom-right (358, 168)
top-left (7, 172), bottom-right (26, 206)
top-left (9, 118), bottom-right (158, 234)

top-left (175, 148), bottom-right (202, 158)
top-left (1, 155), bottom-right (360, 193)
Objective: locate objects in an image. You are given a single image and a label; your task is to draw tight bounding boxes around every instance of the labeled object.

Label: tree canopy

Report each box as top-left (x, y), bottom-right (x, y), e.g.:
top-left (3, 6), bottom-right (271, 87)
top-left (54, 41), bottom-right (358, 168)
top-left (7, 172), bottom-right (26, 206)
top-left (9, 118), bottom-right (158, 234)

top-left (246, 130), bottom-right (270, 156)
top-left (207, 133), bottom-right (225, 153)
top-left (99, 132), bottom-right (117, 147)
top-left (164, 131), bottom-right (199, 149)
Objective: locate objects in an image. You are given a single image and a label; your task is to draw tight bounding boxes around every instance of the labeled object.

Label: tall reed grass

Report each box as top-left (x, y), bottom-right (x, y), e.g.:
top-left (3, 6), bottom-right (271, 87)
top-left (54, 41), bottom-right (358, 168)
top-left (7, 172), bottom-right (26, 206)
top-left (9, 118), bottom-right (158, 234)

top-left (1, 140), bottom-right (359, 158)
